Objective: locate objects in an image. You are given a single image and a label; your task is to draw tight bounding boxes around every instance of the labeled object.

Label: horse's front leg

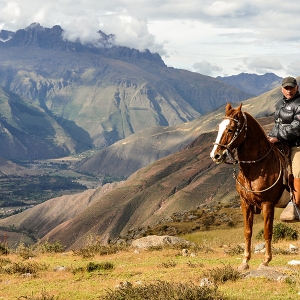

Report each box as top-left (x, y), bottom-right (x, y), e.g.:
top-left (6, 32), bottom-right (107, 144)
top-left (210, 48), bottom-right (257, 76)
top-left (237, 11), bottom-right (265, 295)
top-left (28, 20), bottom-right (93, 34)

top-left (238, 199), bottom-right (254, 271)
top-left (259, 202), bottom-right (274, 268)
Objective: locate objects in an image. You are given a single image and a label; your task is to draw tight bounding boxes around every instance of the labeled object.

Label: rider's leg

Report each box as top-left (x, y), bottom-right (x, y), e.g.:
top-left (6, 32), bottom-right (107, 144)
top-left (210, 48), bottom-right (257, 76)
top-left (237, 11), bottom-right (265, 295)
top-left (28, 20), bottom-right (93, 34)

top-left (291, 146), bottom-right (300, 215)
top-left (280, 146), bottom-right (300, 222)
top-left (294, 178), bottom-right (300, 207)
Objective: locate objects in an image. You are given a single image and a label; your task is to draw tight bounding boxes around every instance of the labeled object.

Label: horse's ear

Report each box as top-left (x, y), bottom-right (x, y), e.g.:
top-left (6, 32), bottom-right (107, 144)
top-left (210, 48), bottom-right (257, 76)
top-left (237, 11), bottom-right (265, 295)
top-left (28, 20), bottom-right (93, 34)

top-left (225, 102), bottom-right (232, 113)
top-left (237, 103), bottom-right (243, 112)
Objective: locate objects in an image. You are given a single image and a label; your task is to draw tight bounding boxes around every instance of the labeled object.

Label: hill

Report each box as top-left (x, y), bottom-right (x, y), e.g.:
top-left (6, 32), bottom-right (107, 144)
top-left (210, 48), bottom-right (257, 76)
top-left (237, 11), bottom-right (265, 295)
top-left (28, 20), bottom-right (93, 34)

top-left (0, 23), bottom-right (253, 159)
top-left (0, 109), bottom-right (274, 250)
top-left (0, 86), bottom-right (92, 160)
top-left (75, 80), bottom-right (284, 178)
top-left (216, 72), bottom-right (282, 96)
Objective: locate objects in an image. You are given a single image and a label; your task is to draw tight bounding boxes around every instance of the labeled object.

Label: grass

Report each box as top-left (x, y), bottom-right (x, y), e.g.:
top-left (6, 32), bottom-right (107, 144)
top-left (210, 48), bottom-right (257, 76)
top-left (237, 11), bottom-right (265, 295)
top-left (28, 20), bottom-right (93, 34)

top-left (1, 223), bottom-right (300, 299)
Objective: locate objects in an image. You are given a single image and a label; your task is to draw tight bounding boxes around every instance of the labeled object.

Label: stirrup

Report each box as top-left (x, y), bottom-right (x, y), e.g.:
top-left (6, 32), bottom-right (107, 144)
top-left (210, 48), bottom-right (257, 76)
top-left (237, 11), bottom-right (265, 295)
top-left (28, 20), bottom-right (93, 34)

top-left (280, 200), bottom-right (300, 223)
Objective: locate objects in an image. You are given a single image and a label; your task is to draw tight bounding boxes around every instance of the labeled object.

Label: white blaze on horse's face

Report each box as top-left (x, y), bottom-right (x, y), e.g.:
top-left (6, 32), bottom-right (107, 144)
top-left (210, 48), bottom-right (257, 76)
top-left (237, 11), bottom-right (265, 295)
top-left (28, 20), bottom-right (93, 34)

top-left (210, 118), bottom-right (230, 163)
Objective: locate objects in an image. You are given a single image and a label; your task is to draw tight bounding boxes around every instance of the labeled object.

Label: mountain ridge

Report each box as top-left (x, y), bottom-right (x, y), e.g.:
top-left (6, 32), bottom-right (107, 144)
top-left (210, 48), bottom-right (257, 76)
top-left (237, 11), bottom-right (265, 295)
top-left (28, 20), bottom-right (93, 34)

top-left (0, 23), bottom-right (253, 159)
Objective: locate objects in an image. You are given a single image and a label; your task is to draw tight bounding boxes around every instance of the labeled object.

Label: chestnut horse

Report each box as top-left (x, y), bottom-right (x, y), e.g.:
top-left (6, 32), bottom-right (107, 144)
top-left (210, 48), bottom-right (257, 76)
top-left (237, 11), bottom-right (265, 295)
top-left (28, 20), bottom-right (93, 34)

top-left (210, 103), bottom-right (288, 271)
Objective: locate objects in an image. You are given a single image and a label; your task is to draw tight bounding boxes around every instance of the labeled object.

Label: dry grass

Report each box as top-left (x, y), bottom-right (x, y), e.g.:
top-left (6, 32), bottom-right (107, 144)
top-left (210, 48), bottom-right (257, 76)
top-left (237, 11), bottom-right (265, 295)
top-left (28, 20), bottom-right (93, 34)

top-left (1, 219), bottom-right (300, 299)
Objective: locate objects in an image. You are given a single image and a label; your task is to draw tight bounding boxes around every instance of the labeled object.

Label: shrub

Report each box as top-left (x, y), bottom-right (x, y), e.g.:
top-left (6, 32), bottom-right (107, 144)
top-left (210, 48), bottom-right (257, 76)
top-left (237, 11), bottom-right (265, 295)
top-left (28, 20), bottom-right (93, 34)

top-left (1, 261), bottom-right (48, 274)
top-left (17, 289), bottom-right (58, 300)
top-left (86, 261), bottom-right (114, 272)
top-left (35, 240), bottom-right (65, 254)
top-left (223, 244), bottom-right (244, 256)
top-left (16, 243), bottom-right (36, 259)
top-left (103, 280), bottom-right (225, 300)
top-left (0, 242), bottom-right (9, 255)
top-left (0, 257), bottom-right (11, 267)
top-left (256, 223), bottom-right (298, 242)
top-left (159, 259), bottom-right (177, 268)
top-left (202, 264), bottom-right (241, 284)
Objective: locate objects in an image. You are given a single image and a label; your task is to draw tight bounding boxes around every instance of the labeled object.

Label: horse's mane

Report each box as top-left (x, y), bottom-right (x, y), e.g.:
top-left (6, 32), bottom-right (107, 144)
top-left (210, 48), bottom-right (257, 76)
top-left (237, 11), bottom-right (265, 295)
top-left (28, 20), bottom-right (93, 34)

top-left (244, 111), bottom-right (270, 140)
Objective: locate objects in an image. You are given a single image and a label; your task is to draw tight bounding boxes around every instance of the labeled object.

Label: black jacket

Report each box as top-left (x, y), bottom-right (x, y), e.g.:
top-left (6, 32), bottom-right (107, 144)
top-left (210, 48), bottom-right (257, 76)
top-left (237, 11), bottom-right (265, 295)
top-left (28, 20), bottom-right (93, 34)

top-left (268, 91), bottom-right (300, 146)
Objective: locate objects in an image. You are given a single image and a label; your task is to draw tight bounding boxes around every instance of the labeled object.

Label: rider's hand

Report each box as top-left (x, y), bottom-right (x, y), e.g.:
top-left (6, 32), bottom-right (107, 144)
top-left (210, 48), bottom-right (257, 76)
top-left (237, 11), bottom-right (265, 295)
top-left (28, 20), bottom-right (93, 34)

top-left (268, 136), bottom-right (279, 143)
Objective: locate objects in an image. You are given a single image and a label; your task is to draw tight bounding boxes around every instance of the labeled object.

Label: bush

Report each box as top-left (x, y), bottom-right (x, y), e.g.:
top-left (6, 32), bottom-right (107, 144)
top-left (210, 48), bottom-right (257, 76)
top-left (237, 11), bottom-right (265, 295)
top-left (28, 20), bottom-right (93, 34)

top-left (256, 223), bottom-right (298, 242)
top-left (18, 290), bottom-right (58, 300)
top-left (202, 264), bottom-right (241, 284)
top-left (103, 280), bottom-right (225, 300)
top-left (0, 242), bottom-right (9, 255)
top-left (86, 261), bottom-right (114, 272)
top-left (1, 261), bottom-right (48, 274)
top-left (35, 240), bottom-right (65, 254)
top-left (16, 243), bottom-right (36, 259)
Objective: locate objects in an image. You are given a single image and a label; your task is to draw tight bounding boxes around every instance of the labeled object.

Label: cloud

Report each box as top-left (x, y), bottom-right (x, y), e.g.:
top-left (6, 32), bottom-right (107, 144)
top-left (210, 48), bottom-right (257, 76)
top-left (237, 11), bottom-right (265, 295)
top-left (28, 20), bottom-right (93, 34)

top-left (285, 61), bottom-right (300, 78)
top-left (244, 57), bottom-right (283, 73)
top-left (193, 61), bottom-right (223, 76)
top-left (0, 1), bottom-right (299, 77)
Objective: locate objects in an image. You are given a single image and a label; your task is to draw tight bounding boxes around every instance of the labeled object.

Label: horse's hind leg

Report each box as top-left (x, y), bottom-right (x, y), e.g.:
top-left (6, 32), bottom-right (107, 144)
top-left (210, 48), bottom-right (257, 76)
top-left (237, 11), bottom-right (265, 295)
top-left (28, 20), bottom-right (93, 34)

top-left (238, 200), bottom-right (254, 271)
top-left (259, 203), bottom-right (274, 268)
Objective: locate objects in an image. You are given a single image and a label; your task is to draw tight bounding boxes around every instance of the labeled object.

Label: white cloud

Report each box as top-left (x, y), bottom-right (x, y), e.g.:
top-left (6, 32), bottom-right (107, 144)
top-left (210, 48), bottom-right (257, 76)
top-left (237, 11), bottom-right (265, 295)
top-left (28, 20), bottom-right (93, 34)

top-left (0, 1), bottom-right (299, 77)
top-left (244, 57), bottom-right (284, 73)
top-left (193, 61), bottom-right (223, 76)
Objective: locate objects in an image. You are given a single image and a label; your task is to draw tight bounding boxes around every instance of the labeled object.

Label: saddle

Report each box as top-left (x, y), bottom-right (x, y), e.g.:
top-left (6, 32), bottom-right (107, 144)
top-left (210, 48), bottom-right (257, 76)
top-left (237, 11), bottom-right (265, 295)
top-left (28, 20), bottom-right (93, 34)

top-left (254, 142), bottom-right (293, 215)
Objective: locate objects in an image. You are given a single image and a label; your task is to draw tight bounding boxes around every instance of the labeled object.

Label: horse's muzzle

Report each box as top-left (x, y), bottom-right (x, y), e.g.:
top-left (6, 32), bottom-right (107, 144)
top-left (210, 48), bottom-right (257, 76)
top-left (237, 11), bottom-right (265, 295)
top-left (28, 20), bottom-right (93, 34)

top-left (210, 149), bottom-right (228, 164)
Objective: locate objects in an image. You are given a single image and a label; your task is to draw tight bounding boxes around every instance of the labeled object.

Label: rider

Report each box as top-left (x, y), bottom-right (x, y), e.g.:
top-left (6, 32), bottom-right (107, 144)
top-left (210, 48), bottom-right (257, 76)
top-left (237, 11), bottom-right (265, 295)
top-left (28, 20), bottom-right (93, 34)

top-left (268, 76), bottom-right (300, 220)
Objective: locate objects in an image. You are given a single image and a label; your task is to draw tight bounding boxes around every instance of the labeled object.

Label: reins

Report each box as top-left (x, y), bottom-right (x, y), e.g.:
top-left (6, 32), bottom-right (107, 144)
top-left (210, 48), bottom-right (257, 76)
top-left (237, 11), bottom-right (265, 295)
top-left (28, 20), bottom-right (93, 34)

top-left (215, 112), bottom-right (283, 194)
top-left (233, 159), bottom-right (282, 193)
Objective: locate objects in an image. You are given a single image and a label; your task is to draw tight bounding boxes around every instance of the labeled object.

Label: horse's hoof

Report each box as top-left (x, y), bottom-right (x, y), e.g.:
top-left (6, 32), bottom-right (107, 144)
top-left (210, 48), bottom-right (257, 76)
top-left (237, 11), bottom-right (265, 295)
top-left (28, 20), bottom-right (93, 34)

top-left (258, 263), bottom-right (269, 270)
top-left (238, 263), bottom-right (249, 272)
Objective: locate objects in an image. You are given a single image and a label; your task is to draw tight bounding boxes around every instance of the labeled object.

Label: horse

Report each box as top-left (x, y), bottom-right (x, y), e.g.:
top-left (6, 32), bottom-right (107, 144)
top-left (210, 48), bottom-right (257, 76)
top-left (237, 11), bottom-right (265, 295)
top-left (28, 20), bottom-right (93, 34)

top-left (210, 102), bottom-right (289, 271)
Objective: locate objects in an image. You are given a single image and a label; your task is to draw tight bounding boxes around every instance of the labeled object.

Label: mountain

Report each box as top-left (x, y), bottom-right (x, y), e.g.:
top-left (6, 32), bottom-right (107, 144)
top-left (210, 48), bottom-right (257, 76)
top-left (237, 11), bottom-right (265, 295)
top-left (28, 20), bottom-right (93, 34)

top-left (0, 23), bottom-right (253, 159)
top-left (0, 111), bottom-right (275, 250)
top-left (216, 72), bottom-right (282, 96)
top-left (75, 80), bottom-right (285, 178)
top-left (0, 86), bottom-right (92, 160)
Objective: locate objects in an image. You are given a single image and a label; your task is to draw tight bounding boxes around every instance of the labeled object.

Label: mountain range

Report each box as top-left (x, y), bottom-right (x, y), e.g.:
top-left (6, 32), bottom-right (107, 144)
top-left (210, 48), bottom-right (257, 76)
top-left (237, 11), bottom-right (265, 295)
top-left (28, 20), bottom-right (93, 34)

top-left (216, 72), bottom-right (282, 96)
top-left (0, 91), bottom-right (282, 249)
top-left (0, 23), bottom-right (255, 160)
top-left (75, 81), bottom-right (284, 178)
top-left (0, 23), bottom-right (292, 249)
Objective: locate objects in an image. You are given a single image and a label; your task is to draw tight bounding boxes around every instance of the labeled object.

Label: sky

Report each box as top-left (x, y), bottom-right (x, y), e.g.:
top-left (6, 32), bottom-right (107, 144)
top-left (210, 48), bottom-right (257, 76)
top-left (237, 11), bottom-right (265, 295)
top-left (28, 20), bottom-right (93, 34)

top-left (0, 0), bottom-right (300, 78)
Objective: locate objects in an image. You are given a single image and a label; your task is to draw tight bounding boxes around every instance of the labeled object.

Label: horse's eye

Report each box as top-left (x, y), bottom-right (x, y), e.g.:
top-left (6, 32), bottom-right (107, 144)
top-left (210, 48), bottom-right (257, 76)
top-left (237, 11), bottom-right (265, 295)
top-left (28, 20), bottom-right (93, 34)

top-left (227, 128), bottom-right (233, 133)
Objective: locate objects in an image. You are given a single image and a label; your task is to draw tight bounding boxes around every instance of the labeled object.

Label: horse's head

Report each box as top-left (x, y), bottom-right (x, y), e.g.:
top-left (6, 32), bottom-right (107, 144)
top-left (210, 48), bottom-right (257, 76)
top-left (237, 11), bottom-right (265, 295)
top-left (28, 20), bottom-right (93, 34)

top-left (210, 103), bottom-right (246, 164)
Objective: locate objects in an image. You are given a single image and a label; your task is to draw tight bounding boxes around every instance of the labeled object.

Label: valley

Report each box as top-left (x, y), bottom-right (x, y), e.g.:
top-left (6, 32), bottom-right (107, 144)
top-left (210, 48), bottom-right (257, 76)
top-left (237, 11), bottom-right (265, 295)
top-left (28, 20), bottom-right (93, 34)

top-left (0, 152), bottom-right (108, 219)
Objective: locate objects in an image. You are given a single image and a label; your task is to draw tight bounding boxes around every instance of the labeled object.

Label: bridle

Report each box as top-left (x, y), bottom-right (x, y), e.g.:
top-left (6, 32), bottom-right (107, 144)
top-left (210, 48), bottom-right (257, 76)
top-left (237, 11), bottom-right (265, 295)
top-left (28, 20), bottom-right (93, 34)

top-left (213, 113), bottom-right (247, 155)
top-left (214, 112), bottom-right (282, 193)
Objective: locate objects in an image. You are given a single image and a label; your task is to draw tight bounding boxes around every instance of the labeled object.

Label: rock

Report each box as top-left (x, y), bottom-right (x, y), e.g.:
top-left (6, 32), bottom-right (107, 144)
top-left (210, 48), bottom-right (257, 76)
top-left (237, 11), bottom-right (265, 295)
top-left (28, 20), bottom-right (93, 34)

top-left (289, 244), bottom-right (298, 253)
top-left (115, 281), bottom-right (132, 289)
top-left (243, 265), bottom-right (292, 281)
top-left (288, 260), bottom-right (300, 266)
top-left (182, 249), bottom-right (188, 256)
top-left (254, 242), bottom-right (265, 253)
top-left (131, 235), bottom-right (195, 249)
top-left (200, 278), bottom-right (215, 287)
top-left (53, 266), bottom-right (67, 271)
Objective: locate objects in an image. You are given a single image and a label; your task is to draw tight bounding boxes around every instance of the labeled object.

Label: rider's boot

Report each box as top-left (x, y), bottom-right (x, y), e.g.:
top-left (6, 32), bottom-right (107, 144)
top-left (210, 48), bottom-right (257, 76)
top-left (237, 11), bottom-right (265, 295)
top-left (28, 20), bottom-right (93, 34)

top-left (293, 178), bottom-right (300, 220)
top-left (280, 178), bottom-right (300, 222)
